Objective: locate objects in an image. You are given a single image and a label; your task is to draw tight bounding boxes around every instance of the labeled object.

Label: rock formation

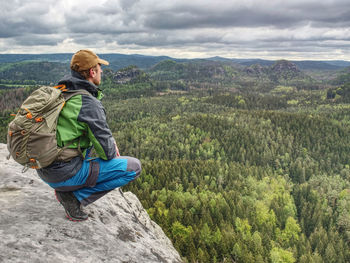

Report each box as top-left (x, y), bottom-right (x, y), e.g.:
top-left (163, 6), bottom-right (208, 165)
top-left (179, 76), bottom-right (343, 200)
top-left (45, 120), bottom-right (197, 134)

top-left (0, 144), bottom-right (182, 263)
top-left (113, 66), bottom-right (145, 84)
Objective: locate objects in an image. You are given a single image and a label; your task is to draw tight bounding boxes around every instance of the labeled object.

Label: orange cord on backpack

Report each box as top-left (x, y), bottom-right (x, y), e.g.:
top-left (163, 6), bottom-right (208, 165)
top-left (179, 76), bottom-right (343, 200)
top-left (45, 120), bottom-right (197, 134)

top-left (23, 108), bottom-right (33, 119)
top-left (35, 117), bottom-right (43, 122)
top-left (54, 84), bottom-right (67, 91)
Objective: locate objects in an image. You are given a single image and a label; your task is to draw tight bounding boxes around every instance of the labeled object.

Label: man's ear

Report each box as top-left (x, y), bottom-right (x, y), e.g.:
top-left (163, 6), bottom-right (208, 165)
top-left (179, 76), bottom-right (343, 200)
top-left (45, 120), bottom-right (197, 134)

top-left (89, 68), bottom-right (96, 78)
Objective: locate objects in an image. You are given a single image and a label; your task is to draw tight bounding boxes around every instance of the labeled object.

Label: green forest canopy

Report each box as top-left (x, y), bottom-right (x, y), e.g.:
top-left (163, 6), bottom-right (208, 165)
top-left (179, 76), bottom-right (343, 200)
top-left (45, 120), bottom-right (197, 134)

top-left (1, 60), bottom-right (350, 262)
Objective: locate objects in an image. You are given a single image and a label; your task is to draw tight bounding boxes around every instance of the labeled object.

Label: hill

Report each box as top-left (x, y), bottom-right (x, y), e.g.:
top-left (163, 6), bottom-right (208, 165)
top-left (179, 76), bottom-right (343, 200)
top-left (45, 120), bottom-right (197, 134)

top-left (149, 59), bottom-right (316, 89)
top-left (269, 60), bottom-right (314, 84)
top-left (208, 56), bottom-right (350, 70)
top-left (330, 67), bottom-right (350, 85)
top-left (0, 53), bottom-right (173, 71)
top-left (0, 58), bottom-right (320, 90)
top-left (0, 53), bottom-right (349, 71)
top-left (0, 61), bottom-right (69, 86)
top-left (149, 60), bottom-right (241, 82)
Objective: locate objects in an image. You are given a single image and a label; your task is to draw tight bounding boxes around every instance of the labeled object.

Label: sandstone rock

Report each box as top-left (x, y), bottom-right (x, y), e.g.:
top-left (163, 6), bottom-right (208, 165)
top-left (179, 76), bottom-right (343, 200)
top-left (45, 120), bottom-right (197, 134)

top-left (0, 144), bottom-right (182, 263)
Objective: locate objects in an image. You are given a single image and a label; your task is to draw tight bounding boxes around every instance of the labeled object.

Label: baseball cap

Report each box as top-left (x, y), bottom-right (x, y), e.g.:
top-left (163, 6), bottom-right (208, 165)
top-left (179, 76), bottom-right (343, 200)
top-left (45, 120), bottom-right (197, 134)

top-left (70, 49), bottom-right (109, 71)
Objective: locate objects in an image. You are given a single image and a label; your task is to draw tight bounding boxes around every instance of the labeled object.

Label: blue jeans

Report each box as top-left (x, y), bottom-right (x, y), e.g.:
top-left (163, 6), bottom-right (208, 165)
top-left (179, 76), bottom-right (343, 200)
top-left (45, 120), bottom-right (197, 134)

top-left (47, 156), bottom-right (141, 206)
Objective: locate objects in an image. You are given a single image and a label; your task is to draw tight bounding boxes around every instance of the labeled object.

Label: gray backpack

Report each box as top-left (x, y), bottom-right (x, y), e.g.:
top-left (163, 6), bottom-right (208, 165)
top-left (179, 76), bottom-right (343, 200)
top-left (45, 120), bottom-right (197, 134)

top-left (7, 85), bottom-right (90, 170)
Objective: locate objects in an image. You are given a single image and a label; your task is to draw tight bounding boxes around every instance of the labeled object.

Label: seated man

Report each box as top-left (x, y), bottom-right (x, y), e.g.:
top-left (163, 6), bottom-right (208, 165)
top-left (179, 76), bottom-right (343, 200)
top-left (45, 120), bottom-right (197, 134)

top-left (37, 50), bottom-right (141, 221)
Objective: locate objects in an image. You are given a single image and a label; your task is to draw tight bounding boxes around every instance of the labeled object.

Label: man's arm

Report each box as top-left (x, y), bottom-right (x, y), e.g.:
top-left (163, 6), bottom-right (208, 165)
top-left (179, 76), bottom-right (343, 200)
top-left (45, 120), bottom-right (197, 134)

top-left (78, 95), bottom-right (117, 160)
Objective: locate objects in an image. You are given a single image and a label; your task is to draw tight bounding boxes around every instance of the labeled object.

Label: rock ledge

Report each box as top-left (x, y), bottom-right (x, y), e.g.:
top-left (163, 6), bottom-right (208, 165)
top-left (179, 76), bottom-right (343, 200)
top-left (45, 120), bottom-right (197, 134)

top-left (0, 144), bottom-right (182, 263)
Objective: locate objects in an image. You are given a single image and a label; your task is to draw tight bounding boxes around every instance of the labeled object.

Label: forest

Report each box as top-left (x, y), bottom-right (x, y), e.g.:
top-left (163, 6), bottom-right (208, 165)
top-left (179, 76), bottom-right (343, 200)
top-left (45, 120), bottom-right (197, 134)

top-left (1, 58), bottom-right (350, 263)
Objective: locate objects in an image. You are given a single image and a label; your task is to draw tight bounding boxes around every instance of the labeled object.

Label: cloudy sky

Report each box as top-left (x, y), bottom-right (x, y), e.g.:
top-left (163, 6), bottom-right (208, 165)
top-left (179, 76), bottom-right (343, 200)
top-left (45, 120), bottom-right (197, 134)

top-left (1, 0), bottom-right (350, 60)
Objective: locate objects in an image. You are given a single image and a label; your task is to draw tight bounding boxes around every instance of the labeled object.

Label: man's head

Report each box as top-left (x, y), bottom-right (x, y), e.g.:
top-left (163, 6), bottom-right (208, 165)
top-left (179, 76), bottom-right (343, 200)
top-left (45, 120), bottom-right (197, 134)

top-left (70, 50), bottom-right (109, 85)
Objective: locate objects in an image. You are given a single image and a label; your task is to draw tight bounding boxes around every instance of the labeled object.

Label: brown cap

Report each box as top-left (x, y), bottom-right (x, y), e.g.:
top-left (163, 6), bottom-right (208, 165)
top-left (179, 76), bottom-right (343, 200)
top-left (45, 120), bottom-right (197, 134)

top-left (70, 49), bottom-right (109, 71)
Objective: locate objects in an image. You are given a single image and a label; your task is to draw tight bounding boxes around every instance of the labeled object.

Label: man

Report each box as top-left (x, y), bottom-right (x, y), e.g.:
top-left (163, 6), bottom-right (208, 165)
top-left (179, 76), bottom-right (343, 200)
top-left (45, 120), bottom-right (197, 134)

top-left (37, 50), bottom-right (141, 221)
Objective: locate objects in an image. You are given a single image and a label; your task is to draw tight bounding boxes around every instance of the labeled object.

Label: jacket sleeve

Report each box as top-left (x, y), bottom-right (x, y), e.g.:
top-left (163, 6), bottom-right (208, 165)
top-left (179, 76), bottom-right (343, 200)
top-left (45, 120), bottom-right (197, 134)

top-left (77, 95), bottom-right (117, 160)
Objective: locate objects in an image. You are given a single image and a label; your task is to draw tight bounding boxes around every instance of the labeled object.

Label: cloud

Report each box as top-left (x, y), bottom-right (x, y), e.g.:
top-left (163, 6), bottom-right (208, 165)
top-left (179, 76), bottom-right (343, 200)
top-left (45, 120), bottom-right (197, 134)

top-left (0, 0), bottom-right (350, 59)
top-left (0, 0), bottom-right (66, 37)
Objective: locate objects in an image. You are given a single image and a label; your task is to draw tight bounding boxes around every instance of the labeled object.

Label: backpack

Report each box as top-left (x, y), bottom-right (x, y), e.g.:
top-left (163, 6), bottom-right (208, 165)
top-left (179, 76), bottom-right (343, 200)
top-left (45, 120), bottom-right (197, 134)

top-left (7, 85), bottom-right (91, 170)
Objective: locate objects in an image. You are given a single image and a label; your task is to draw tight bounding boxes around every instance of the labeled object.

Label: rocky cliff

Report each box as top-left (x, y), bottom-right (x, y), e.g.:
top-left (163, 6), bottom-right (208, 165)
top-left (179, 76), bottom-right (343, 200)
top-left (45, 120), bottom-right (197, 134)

top-left (0, 144), bottom-right (182, 263)
top-left (113, 66), bottom-right (145, 84)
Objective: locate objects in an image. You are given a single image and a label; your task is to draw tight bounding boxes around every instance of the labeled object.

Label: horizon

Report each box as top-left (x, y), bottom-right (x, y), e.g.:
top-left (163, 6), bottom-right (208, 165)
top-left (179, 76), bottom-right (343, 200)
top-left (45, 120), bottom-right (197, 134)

top-left (0, 52), bottom-right (349, 63)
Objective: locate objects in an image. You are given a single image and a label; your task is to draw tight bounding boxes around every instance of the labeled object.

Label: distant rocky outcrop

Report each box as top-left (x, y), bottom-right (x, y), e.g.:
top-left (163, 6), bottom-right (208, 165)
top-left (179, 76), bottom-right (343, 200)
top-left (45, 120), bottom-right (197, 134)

top-left (244, 64), bottom-right (269, 76)
top-left (269, 60), bottom-right (313, 84)
top-left (0, 144), bottom-right (182, 263)
top-left (270, 59), bottom-right (300, 73)
top-left (242, 60), bottom-right (313, 85)
top-left (244, 60), bottom-right (302, 78)
top-left (113, 66), bottom-right (148, 84)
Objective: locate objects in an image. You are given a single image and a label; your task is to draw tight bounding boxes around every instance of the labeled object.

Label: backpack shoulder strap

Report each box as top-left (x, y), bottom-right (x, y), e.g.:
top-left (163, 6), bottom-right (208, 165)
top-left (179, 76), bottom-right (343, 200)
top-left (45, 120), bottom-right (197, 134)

top-left (62, 89), bottom-right (92, 101)
top-left (53, 84), bottom-right (92, 101)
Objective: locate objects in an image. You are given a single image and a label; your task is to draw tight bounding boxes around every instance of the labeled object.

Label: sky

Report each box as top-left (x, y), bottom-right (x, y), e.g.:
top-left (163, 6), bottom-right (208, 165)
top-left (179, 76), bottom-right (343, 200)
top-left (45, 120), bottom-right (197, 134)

top-left (1, 0), bottom-right (350, 60)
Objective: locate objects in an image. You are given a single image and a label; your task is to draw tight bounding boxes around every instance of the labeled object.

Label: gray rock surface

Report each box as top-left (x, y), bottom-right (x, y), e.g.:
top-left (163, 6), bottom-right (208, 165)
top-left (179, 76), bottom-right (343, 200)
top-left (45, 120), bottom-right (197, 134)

top-left (0, 144), bottom-right (182, 263)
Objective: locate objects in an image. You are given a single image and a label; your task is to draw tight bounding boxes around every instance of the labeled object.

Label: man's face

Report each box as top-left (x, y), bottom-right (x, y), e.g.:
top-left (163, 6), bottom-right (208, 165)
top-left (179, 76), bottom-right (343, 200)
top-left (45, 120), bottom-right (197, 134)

top-left (92, 64), bottom-right (103, 86)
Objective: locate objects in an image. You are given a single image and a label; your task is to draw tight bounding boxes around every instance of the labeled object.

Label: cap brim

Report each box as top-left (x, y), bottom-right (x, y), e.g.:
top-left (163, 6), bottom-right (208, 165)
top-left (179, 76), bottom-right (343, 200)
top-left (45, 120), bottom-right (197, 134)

top-left (98, 58), bottom-right (109, 66)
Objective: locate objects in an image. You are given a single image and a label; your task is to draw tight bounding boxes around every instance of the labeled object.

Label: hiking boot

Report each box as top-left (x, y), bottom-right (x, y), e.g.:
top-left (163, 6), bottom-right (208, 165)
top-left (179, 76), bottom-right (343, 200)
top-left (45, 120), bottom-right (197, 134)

top-left (55, 190), bottom-right (88, 221)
